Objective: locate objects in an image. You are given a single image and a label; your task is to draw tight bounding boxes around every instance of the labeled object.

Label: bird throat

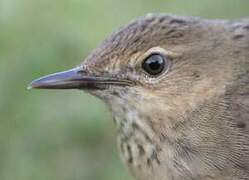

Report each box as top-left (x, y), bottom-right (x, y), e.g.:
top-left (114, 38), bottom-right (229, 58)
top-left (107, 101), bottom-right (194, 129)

top-left (112, 102), bottom-right (163, 175)
top-left (107, 91), bottom-right (184, 178)
top-left (101, 89), bottom-right (158, 165)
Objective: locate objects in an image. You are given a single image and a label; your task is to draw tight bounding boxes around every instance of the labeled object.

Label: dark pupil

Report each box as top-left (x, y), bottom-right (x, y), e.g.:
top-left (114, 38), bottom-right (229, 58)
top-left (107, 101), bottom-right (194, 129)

top-left (142, 54), bottom-right (165, 75)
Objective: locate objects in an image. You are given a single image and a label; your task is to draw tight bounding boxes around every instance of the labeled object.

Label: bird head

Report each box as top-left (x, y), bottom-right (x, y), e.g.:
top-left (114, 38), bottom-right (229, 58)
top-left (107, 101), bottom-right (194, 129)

top-left (29, 14), bottom-right (233, 131)
top-left (28, 14), bottom-right (249, 179)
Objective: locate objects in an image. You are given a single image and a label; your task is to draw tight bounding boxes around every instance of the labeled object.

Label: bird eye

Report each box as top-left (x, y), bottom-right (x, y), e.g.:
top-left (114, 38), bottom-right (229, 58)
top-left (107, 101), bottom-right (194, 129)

top-left (142, 54), bottom-right (167, 76)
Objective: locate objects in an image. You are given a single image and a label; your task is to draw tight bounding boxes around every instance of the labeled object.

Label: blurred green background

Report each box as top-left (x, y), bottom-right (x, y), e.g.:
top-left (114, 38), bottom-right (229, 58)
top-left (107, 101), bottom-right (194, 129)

top-left (0, 0), bottom-right (248, 179)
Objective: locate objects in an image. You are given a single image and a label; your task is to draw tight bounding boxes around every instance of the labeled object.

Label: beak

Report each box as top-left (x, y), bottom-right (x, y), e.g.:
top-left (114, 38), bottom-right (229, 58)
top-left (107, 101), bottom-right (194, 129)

top-left (28, 67), bottom-right (133, 90)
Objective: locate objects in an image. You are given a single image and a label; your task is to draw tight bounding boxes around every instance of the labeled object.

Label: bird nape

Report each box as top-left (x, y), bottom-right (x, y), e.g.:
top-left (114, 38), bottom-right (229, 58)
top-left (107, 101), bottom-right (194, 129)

top-left (29, 14), bottom-right (249, 180)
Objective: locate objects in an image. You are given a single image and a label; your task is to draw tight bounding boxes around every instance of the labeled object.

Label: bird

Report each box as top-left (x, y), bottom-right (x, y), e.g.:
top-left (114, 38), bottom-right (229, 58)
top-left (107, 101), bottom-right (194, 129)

top-left (28, 14), bottom-right (249, 180)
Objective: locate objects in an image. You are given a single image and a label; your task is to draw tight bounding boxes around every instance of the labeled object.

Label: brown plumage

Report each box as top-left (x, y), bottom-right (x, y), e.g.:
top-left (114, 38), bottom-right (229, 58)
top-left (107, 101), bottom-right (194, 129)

top-left (29, 14), bottom-right (249, 179)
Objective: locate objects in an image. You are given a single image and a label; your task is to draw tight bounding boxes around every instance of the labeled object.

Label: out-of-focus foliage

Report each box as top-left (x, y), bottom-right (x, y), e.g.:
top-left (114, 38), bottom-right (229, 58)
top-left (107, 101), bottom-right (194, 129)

top-left (0, 0), bottom-right (248, 179)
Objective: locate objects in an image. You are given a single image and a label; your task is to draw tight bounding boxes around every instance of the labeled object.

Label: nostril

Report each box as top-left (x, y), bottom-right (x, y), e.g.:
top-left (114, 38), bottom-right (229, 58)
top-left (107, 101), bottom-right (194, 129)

top-left (76, 65), bottom-right (88, 76)
top-left (77, 70), bottom-right (86, 75)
